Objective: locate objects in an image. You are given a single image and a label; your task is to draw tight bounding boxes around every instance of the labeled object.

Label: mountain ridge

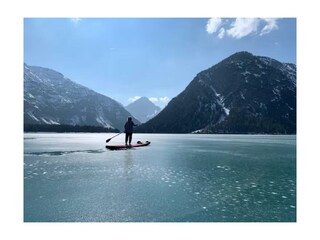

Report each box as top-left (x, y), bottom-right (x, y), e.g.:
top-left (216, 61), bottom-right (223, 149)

top-left (125, 97), bottom-right (161, 123)
top-left (24, 63), bottom-right (139, 131)
top-left (136, 51), bottom-right (296, 134)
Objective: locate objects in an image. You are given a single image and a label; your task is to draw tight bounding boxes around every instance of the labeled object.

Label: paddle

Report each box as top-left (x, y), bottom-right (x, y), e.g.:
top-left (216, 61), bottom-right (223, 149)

top-left (106, 132), bottom-right (123, 143)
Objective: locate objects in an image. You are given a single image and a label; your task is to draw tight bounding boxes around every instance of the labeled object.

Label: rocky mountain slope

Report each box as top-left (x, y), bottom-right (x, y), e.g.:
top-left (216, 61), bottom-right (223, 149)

top-left (136, 52), bottom-right (296, 134)
top-left (24, 64), bottom-right (139, 131)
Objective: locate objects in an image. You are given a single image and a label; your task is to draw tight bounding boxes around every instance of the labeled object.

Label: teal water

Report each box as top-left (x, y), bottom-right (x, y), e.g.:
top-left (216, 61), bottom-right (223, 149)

top-left (24, 133), bottom-right (296, 222)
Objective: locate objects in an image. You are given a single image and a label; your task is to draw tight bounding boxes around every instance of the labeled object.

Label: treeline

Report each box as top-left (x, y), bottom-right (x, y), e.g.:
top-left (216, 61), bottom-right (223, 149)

top-left (205, 111), bottom-right (296, 134)
top-left (24, 124), bottom-right (120, 133)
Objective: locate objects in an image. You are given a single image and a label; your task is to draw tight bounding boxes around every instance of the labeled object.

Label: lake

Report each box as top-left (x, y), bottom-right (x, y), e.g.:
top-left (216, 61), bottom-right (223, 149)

top-left (24, 133), bottom-right (296, 222)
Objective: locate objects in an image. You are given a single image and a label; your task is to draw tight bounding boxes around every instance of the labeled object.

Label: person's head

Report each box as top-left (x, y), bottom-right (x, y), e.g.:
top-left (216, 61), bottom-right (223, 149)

top-left (128, 116), bottom-right (132, 121)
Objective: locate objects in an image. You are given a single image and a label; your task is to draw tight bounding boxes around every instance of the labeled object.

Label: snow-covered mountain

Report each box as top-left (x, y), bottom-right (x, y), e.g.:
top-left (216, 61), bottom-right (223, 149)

top-left (125, 97), bottom-right (161, 123)
top-left (24, 64), bottom-right (139, 130)
top-left (137, 52), bottom-right (296, 134)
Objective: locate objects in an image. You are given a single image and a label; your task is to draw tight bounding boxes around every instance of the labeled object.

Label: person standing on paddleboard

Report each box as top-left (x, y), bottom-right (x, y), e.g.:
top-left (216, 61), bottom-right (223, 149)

top-left (124, 117), bottom-right (138, 146)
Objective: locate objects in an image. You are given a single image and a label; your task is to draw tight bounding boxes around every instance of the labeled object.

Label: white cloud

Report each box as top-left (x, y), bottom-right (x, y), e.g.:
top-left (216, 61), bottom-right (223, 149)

top-left (218, 27), bottom-right (225, 39)
top-left (149, 97), bottom-right (170, 104)
top-left (226, 18), bottom-right (260, 39)
top-left (206, 18), bottom-right (279, 39)
top-left (149, 97), bottom-right (171, 108)
top-left (260, 18), bottom-right (279, 36)
top-left (159, 97), bottom-right (170, 103)
top-left (206, 18), bottom-right (223, 34)
top-left (148, 97), bottom-right (158, 103)
top-left (128, 96), bottom-right (141, 102)
top-left (70, 18), bottom-right (82, 24)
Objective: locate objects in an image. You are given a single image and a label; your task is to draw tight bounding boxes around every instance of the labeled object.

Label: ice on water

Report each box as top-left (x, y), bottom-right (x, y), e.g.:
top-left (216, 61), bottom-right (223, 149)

top-left (24, 133), bottom-right (296, 222)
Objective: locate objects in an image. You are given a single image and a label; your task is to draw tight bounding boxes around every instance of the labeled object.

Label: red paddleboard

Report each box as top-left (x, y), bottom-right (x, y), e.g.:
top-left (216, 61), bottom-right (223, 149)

top-left (106, 141), bottom-right (151, 150)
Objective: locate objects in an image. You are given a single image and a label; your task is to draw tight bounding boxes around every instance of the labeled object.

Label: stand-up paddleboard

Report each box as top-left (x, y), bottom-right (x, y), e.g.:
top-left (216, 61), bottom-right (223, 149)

top-left (106, 141), bottom-right (151, 150)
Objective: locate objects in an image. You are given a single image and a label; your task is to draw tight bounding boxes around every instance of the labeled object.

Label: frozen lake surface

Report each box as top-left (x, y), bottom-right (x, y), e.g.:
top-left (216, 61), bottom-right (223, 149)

top-left (24, 133), bottom-right (296, 222)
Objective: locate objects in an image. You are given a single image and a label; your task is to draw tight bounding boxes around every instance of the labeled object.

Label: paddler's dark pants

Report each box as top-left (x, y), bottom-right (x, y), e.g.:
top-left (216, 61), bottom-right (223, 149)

top-left (125, 133), bottom-right (133, 145)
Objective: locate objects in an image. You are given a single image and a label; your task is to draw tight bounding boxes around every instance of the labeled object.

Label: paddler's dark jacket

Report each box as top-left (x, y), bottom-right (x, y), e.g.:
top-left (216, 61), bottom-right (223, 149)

top-left (124, 120), bottom-right (137, 133)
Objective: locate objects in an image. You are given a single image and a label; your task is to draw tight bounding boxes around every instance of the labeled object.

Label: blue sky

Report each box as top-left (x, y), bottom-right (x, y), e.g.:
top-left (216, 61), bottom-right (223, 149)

top-left (24, 18), bottom-right (296, 108)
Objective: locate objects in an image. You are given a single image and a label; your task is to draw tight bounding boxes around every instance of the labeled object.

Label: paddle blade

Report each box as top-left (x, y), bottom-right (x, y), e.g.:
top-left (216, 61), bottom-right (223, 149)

top-left (106, 132), bottom-right (122, 143)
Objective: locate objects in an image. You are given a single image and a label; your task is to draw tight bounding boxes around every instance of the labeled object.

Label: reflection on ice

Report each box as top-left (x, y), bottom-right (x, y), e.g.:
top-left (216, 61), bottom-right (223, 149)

top-left (25, 149), bottom-right (105, 156)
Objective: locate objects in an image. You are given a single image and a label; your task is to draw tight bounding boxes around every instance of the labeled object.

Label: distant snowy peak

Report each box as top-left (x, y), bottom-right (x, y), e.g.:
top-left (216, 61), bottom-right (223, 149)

top-left (24, 63), bottom-right (139, 130)
top-left (126, 97), bottom-right (161, 123)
